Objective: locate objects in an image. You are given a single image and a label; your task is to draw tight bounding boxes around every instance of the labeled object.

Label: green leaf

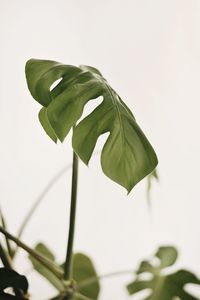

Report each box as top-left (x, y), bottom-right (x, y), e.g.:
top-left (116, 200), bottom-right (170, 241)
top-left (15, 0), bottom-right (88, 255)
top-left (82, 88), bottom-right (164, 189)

top-left (29, 244), bottom-right (100, 300)
top-left (73, 253), bottom-right (100, 300)
top-left (29, 243), bottom-right (65, 292)
top-left (127, 246), bottom-right (200, 299)
top-left (25, 59), bottom-right (158, 192)
top-left (0, 268), bottom-right (28, 299)
top-left (74, 293), bottom-right (93, 300)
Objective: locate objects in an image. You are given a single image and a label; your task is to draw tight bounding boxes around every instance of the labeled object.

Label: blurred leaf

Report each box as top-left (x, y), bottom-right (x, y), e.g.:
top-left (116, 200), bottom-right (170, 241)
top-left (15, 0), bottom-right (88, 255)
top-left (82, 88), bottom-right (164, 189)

top-left (73, 253), bottom-right (100, 300)
top-left (74, 293), bottom-right (93, 300)
top-left (29, 243), bottom-right (100, 299)
top-left (156, 246), bottom-right (177, 268)
top-left (0, 268), bottom-right (28, 299)
top-left (29, 243), bottom-right (65, 292)
top-left (48, 292), bottom-right (93, 300)
top-left (127, 246), bottom-right (200, 299)
top-left (25, 59), bottom-right (158, 192)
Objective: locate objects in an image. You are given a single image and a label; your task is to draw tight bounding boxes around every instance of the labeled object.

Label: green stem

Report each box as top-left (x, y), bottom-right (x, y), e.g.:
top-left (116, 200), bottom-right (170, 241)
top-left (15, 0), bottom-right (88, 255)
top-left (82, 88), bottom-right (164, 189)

top-left (77, 269), bottom-right (134, 289)
top-left (0, 242), bottom-right (12, 269)
top-left (0, 226), bottom-right (63, 279)
top-left (0, 207), bottom-right (13, 258)
top-left (64, 151), bottom-right (79, 280)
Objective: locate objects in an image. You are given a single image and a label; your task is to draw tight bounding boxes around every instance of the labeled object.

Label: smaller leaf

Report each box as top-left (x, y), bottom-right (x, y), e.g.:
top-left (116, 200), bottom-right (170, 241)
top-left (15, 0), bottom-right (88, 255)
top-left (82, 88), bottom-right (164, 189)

top-left (127, 246), bottom-right (200, 300)
top-left (29, 243), bottom-right (100, 300)
top-left (29, 243), bottom-right (64, 292)
top-left (73, 253), bottom-right (100, 300)
top-left (34, 243), bottom-right (55, 261)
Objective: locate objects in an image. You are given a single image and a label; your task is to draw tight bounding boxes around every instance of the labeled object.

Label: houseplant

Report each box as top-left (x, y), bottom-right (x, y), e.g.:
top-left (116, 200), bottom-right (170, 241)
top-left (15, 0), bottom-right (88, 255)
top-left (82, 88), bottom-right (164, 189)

top-left (0, 59), bottom-right (199, 300)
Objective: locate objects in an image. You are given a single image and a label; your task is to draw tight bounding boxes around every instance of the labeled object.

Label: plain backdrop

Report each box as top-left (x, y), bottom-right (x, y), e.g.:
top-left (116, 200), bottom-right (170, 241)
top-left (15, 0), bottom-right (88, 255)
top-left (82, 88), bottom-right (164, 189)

top-left (1, 0), bottom-right (200, 299)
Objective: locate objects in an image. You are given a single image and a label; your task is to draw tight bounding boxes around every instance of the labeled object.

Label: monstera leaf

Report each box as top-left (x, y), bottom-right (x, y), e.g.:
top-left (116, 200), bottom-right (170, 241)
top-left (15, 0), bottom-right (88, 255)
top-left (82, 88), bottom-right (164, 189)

top-left (25, 59), bottom-right (158, 192)
top-left (29, 243), bottom-right (100, 300)
top-left (127, 246), bottom-right (200, 300)
top-left (0, 268), bottom-right (29, 299)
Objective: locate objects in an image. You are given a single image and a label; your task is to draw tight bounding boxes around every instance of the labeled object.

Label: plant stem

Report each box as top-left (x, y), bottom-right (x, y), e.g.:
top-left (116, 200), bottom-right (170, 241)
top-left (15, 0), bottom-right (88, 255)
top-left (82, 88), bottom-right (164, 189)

top-left (0, 207), bottom-right (13, 258)
top-left (77, 269), bottom-right (134, 289)
top-left (0, 226), bottom-right (63, 278)
top-left (0, 242), bottom-right (12, 268)
top-left (64, 151), bottom-right (79, 280)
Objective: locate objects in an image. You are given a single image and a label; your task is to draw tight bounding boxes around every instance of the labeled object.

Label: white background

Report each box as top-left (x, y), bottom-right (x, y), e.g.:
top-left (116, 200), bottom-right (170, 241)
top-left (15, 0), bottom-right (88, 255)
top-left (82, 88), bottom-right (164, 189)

top-left (1, 0), bottom-right (200, 299)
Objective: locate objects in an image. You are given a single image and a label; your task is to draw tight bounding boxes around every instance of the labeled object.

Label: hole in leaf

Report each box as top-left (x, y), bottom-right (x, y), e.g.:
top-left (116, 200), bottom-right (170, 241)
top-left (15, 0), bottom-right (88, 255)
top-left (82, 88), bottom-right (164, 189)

top-left (151, 256), bottom-right (160, 268)
top-left (77, 96), bottom-right (103, 126)
top-left (50, 77), bottom-right (63, 91)
top-left (89, 132), bottom-right (110, 167)
top-left (138, 272), bottom-right (153, 281)
top-left (184, 283), bottom-right (200, 298)
top-left (76, 96), bottom-right (108, 163)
